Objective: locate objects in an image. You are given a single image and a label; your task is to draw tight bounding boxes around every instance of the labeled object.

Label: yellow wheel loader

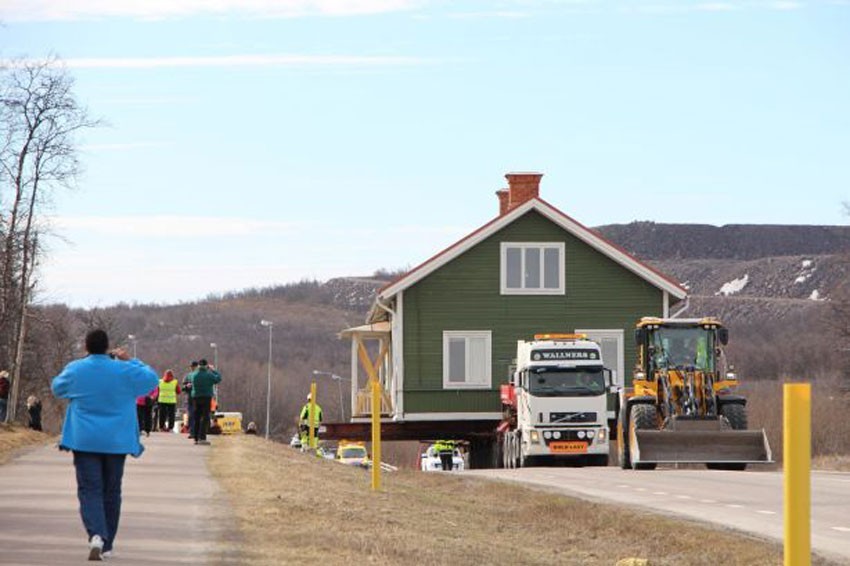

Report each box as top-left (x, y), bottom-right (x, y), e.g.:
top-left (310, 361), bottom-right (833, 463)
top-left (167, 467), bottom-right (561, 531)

top-left (617, 317), bottom-right (772, 470)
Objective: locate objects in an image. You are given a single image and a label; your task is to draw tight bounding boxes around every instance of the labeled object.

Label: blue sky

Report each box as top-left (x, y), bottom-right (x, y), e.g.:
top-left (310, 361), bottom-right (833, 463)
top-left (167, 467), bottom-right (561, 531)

top-left (3, 0), bottom-right (849, 306)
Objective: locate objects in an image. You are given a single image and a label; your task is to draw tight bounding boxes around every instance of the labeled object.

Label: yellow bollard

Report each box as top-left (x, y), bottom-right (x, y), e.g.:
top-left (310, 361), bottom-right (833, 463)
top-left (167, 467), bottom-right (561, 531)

top-left (371, 378), bottom-right (381, 490)
top-left (784, 383), bottom-right (811, 566)
top-left (308, 382), bottom-right (317, 450)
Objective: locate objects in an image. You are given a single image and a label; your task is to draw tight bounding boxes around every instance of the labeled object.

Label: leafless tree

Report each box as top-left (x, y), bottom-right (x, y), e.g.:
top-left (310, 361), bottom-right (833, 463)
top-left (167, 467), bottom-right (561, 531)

top-left (0, 57), bottom-right (100, 421)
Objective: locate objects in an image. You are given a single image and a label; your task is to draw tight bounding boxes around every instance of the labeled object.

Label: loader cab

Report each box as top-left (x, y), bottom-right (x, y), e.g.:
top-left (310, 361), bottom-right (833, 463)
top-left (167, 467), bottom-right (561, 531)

top-left (638, 321), bottom-right (722, 374)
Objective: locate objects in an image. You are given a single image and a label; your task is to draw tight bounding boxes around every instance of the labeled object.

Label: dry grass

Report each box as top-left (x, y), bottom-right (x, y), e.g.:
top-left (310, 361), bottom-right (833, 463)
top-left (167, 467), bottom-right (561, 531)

top-left (208, 436), bottom-right (806, 566)
top-left (741, 376), bottom-right (850, 468)
top-left (0, 423), bottom-right (52, 465)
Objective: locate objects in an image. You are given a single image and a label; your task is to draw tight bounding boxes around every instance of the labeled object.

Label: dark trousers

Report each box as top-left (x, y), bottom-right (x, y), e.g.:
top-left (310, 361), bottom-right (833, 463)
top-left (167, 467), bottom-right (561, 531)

top-left (136, 404), bottom-right (152, 434)
top-left (185, 397), bottom-right (194, 435)
top-left (192, 397), bottom-right (211, 441)
top-left (439, 451), bottom-right (454, 472)
top-left (73, 451), bottom-right (126, 553)
top-left (158, 403), bottom-right (176, 431)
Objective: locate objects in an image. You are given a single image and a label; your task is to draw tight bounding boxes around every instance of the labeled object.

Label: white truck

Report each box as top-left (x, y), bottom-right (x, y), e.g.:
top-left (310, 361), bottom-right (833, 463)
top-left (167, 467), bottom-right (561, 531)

top-left (499, 334), bottom-right (612, 467)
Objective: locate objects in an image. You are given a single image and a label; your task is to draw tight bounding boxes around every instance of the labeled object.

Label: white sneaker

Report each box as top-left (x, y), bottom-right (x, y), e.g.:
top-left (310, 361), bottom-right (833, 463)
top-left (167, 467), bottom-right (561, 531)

top-left (102, 550), bottom-right (114, 559)
top-left (88, 535), bottom-right (104, 561)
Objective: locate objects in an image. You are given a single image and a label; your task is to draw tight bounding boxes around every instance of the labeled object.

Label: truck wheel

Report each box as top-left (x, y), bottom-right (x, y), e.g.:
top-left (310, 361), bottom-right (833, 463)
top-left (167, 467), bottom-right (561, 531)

top-left (629, 404), bottom-right (658, 471)
top-left (707, 404), bottom-right (748, 471)
top-left (618, 404), bottom-right (631, 469)
top-left (501, 434), bottom-right (512, 469)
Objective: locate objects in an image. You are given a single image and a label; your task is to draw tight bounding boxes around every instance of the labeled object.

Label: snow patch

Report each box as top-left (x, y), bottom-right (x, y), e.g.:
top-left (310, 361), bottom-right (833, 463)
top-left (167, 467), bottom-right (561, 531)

top-left (794, 275), bottom-right (808, 284)
top-left (809, 290), bottom-right (823, 301)
top-left (802, 259), bottom-right (813, 268)
top-left (716, 274), bottom-right (749, 297)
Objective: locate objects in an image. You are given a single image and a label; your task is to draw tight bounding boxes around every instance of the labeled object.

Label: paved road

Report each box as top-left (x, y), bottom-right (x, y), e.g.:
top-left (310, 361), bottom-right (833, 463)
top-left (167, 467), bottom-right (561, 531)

top-left (467, 467), bottom-right (850, 564)
top-left (0, 433), bottom-right (234, 565)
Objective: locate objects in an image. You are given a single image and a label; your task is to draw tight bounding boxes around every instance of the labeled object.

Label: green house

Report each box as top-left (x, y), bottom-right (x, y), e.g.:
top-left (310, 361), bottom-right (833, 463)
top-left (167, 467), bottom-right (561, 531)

top-left (341, 172), bottom-right (686, 427)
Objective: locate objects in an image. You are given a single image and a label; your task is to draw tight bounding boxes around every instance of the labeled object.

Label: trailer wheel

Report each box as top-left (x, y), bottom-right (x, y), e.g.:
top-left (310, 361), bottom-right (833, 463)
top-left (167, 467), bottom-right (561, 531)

top-left (629, 404), bottom-right (658, 471)
top-left (707, 404), bottom-right (748, 471)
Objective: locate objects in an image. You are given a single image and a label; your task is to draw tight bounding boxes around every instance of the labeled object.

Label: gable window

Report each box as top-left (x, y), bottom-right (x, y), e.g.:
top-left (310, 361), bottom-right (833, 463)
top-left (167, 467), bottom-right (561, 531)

top-left (501, 242), bottom-right (565, 295)
top-left (443, 331), bottom-right (492, 389)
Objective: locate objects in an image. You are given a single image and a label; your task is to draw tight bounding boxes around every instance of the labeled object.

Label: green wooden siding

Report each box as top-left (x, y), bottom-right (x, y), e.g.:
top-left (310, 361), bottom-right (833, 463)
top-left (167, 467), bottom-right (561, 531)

top-left (402, 210), bottom-right (665, 414)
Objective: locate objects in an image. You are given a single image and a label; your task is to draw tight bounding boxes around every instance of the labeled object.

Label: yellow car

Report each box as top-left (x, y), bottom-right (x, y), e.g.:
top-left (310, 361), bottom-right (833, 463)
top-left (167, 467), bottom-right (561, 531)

top-left (336, 441), bottom-right (370, 468)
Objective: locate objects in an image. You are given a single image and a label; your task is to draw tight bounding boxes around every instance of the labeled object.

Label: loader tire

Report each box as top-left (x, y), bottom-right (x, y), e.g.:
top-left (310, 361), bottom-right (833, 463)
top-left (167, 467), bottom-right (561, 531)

top-left (630, 404), bottom-right (658, 471)
top-left (707, 404), bottom-right (749, 471)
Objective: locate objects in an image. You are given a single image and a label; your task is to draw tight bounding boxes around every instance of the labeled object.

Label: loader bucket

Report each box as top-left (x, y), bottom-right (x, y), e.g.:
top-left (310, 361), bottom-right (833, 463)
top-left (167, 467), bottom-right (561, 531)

top-left (633, 419), bottom-right (772, 465)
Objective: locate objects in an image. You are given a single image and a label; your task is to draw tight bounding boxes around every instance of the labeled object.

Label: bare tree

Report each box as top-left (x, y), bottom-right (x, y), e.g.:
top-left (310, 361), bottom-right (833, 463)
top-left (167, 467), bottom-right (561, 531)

top-left (0, 57), bottom-right (99, 421)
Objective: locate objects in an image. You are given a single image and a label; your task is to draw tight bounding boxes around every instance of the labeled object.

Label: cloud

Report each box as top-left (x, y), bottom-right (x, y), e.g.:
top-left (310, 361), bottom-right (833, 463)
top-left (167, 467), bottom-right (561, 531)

top-left (51, 215), bottom-right (300, 238)
top-left (47, 54), bottom-right (430, 69)
top-left (1, 0), bottom-right (421, 22)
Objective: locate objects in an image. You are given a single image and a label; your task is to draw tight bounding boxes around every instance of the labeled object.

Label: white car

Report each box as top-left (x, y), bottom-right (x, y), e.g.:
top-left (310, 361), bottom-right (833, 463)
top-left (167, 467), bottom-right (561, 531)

top-left (289, 434), bottom-right (302, 449)
top-left (420, 445), bottom-right (465, 472)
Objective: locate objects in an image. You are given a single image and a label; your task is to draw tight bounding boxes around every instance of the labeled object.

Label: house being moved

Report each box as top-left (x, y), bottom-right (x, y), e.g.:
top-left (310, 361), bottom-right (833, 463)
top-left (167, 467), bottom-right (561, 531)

top-left (331, 172), bottom-right (687, 463)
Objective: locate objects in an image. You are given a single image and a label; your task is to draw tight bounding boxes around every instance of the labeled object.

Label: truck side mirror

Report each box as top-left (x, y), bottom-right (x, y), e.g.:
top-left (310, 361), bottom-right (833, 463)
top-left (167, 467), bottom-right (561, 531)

top-left (635, 328), bottom-right (646, 347)
top-left (717, 328), bottom-right (729, 345)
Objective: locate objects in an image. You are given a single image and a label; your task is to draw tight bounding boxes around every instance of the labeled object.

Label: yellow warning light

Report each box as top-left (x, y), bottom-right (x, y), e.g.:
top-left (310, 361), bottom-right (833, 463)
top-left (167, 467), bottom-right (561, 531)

top-left (533, 333), bottom-right (588, 341)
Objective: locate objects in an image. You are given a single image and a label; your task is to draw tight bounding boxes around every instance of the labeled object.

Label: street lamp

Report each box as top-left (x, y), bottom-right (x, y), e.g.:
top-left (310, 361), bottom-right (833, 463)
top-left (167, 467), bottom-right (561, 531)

top-left (260, 320), bottom-right (274, 440)
top-left (312, 370), bottom-right (349, 421)
top-left (127, 334), bottom-right (137, 358)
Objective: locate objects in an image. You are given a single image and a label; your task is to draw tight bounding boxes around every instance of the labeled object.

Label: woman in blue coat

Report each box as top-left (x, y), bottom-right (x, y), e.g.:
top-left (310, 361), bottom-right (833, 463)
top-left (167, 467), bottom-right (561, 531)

top-left (52, 329), bottom-right (158, 561)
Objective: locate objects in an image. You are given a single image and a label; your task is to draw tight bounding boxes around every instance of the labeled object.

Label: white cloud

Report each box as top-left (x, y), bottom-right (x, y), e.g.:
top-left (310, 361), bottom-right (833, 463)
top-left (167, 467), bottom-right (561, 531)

top-left (80, 141), bottom-right (174, 151)
top-left (51, 215), bottom-right (300, 238)
top-left (50, 54), bottom-right (430, 69)
top-left (1, 0), bottom-right (421, 22)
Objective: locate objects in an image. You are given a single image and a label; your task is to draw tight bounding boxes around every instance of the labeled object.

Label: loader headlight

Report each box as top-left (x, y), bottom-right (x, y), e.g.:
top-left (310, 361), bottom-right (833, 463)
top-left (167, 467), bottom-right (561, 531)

top-left (553, 431), bottom-right (561, 440)
top-left (726, 372), bottom-right (737, 381)
top-left (530, 431), bottom-right (540, 444)
top-left (635, 371), bottom-right (646, 381)
top-left (543, 430), bottom-right (552, 440)
top-left (577, 430), bottom-right (586, 439)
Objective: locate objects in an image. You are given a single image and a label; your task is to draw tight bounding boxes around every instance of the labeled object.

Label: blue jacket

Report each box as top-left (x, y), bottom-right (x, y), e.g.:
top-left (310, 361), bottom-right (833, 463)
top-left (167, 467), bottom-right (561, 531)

top-left (52, 355), bottom-right (159, 457)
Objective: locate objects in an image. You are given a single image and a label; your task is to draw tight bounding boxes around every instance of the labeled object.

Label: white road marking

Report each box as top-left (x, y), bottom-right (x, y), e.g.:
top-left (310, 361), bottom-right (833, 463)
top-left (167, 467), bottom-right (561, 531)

top-left (653, 491), bottom-right (667, 495)
top-left (726, 504), bottom-right (744, 509)
top-left (618, 484), bottom-right (630, 489)
top-left (831, 527), bottom-right (850, 533)
top-left (636, 487), bottom-right (647, 492)
top-left (757, 510), bottom-right (777, 515)
top-left (675, 495), bottom-right (691, 500)
top-left (700, 499), bottom-right (717, 504)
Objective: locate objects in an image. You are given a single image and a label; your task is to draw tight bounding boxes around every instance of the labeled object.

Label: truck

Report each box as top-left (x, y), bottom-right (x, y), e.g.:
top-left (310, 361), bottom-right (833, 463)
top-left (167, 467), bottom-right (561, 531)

top-left (617, 317), bottom-right (772, 470)
top-left (499, 333), bottom-right (613, 468)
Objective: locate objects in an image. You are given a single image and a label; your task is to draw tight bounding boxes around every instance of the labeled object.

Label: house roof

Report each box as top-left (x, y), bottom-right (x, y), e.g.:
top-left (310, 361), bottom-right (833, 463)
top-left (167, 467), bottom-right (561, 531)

top-left (374, 197), bottom-right (687, 314)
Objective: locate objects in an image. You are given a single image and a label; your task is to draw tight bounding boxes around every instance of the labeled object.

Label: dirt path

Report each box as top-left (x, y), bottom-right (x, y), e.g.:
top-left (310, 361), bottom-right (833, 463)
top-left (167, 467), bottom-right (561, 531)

top-left (0, 433), bottom-right (236, 565)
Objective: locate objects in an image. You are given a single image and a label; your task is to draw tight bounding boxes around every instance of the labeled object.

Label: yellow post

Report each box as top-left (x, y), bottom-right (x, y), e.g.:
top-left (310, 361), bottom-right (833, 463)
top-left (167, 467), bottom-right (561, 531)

top-left (784, 383), bottom-right (811, 566)
top-left (308, 382), bottom-right (317, 450)
top-left (371, 378), bottom-right (381, 490)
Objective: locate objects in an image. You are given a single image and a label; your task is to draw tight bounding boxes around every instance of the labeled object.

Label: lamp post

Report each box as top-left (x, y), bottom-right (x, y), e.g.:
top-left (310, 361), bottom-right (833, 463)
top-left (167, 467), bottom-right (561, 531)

top-left (312, 370), bottom-right (349, 422)
top-left (260, 320), bottom-right (273, 440)
top-left (127, 334), bottom-right (137, 358)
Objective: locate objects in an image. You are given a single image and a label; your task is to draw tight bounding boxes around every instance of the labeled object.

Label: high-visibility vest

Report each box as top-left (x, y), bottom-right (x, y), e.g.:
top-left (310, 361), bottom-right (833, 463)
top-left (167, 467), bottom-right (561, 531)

top-left (158, 379), bottom-right (179, 404)
top-left (299, 403), bottom-right (322, 424)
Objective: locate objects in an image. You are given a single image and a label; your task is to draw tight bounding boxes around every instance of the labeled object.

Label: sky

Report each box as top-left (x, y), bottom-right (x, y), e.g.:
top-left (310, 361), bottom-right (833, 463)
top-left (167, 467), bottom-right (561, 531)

top-left (2, 0), bottom-right (849, 307)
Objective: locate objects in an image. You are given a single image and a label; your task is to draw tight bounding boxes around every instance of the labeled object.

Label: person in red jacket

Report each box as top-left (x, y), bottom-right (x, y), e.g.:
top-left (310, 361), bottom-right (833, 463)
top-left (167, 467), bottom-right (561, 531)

top-left (136, 387), bottom-right (156, 437)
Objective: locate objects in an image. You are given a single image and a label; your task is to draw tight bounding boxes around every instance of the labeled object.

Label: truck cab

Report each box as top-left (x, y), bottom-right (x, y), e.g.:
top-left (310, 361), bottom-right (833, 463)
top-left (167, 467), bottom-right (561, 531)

top-left (501, 334), bottom-right (612, 467)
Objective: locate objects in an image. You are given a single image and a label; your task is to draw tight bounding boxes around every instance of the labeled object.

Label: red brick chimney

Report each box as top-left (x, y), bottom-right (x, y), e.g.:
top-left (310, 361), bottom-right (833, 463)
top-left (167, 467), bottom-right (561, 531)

top-left (496, 189), bottom-right (510, 215)
top-left (502, 172), bottom-right (543, 213)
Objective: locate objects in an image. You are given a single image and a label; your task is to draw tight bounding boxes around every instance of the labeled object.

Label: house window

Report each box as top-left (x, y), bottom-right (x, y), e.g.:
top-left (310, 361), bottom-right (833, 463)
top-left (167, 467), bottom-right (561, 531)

top-left (501, 242), bottom-right (565, 295)
top-left (442, 331), bottom-right (492, 389)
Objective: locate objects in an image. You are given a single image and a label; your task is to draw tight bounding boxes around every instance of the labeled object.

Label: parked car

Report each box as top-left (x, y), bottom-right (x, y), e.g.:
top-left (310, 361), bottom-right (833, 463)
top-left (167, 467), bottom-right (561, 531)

top-left (420, 444), bottom-right (465, 472)
top-left (336, 441), bottom-right (370, 468)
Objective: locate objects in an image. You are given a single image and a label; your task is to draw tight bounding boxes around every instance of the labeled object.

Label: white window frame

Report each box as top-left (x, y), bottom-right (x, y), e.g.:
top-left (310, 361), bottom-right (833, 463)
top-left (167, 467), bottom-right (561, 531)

top-left (500, 242), bottom-right (566, 295)
top-left (442, 331), bottom-right (492, 390)
top-left (575, 328), bottom-right (625, 388)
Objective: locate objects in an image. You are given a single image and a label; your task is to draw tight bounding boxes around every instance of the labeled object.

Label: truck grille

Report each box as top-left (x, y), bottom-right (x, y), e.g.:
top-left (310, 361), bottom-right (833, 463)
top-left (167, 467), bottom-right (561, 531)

top-left (549, 412), bottom-right (597, 424)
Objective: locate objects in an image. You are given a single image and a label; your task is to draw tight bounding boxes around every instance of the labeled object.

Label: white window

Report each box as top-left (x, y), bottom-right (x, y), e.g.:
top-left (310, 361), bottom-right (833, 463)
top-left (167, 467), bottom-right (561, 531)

top-left (575, 329), bottom-right (625, 388)
top-left (500, 242), bottom-right (565, 295)
top-left (442, 331), bottom-right (492, 389)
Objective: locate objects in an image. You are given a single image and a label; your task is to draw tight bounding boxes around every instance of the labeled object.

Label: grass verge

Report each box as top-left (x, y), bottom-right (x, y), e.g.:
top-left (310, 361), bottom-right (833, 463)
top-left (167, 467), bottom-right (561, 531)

top-left (0, 423), bottom-right (52, 465)
top-left (208, 436), bottom-right (810, 566)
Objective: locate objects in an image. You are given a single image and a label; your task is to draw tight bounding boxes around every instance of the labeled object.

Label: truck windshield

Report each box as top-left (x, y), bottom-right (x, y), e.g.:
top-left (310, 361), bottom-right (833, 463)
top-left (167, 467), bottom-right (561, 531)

top-left (528, 368), bottom-right (605, 397)
top-left (652, 327), bottom-right (715, 371)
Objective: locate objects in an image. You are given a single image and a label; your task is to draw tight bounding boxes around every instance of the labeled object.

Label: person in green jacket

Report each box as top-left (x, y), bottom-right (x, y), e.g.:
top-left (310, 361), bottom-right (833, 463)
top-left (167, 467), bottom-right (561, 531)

top-left (189, 359), bottom-right (221, 445)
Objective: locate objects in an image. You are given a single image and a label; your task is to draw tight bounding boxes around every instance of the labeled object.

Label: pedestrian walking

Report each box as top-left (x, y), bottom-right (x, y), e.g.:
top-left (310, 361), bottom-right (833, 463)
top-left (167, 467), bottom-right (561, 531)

top-left (26, 395), bottom-right (42, 431)
top-left (189, 359), bottom-right (221, 445)
top-left (182, 361), bottom-right (197, 437)
top-left (136, 387), bottom-right (156, 437)
top-left (0, 370), bottom-right (10, 423)
top-left (51, 329), bottom-right (158, 561)
top-left (156, 369), bottom-right (180, 432)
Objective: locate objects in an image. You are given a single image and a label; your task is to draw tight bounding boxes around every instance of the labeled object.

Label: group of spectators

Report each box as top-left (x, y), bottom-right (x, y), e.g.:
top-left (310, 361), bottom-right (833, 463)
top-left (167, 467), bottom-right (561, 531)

top-left (0, 369), bottom-right (43, 431)
top-left (134, 359), bottom-right (222, 446)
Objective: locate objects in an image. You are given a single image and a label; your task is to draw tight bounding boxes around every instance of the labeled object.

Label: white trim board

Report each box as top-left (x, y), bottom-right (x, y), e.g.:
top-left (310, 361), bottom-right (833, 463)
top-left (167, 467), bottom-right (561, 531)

top-left (401, 412), bottom-right (503, 422)
top-left (379, 198), bottom-right (687, 302)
